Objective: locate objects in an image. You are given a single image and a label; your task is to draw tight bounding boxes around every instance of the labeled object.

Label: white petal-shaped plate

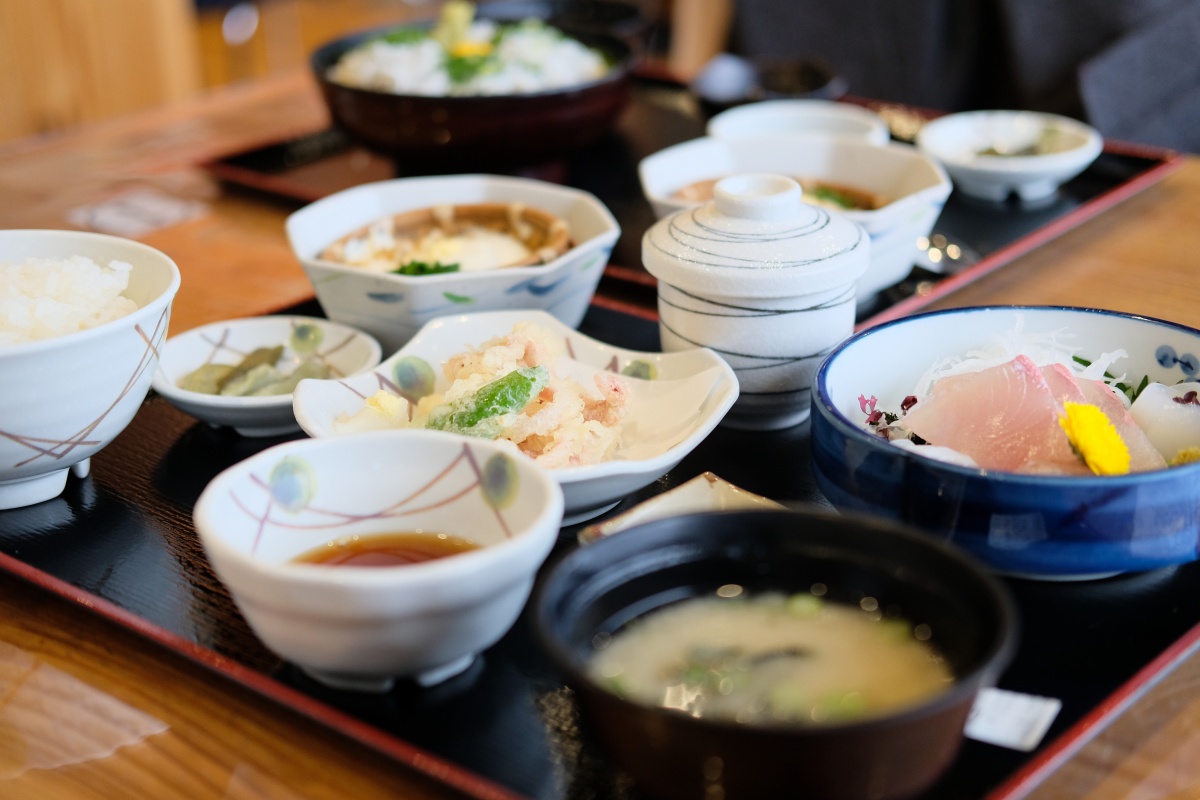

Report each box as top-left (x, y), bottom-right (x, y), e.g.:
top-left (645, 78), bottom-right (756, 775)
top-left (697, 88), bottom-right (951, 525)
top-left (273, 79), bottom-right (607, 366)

top-left (293, 310), bottom-right (739, 523)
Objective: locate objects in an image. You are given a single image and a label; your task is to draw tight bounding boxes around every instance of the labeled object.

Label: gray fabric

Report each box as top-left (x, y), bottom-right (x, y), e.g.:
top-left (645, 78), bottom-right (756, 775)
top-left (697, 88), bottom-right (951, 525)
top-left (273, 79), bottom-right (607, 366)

top-left (1078, 0), bottom-right (1200, 151)
top-left (723, 0), bottom-right (1200, 151)
top-left (727, 0), bottom-right (989, 110)
top-left (993, 0), bottom-right (1191, 117)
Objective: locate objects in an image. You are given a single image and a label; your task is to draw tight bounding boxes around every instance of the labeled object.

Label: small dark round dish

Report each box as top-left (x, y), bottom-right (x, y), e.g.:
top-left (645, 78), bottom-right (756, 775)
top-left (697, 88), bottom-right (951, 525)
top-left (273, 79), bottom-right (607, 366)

top-left (535, 508), bottom-right (1018, 800)
top-left (690, 54), bottom-right (846, 117)
top-left (310, 14), bottom-right (633, 171)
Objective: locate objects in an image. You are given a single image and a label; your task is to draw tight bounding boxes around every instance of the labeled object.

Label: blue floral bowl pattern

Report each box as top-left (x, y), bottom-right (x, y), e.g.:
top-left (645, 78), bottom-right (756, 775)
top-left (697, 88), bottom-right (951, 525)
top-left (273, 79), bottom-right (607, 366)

top-left (811, 306), bottom-right (1200, 579)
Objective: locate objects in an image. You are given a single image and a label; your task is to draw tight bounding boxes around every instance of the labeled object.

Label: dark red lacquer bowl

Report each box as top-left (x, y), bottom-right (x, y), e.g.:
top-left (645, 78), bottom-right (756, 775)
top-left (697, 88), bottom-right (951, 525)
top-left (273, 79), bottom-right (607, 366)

top-left (311, 16), bottom-right (633, 172)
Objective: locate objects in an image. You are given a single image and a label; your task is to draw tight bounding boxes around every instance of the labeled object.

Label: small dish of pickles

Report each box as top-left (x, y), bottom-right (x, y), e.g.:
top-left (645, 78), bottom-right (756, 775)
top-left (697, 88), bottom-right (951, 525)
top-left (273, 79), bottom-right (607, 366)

top-left (152, 315), bottom-right (381, 437)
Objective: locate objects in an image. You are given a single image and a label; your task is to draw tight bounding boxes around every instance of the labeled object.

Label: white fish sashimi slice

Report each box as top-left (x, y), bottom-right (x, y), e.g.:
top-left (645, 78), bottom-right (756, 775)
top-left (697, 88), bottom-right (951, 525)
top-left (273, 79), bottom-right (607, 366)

top-left (904, 355), bottom-right (1086, 474)
top-left (1075, 380), bottom-right (1167, 471)
top-left (1130, 381), bottom-right (1200, 463)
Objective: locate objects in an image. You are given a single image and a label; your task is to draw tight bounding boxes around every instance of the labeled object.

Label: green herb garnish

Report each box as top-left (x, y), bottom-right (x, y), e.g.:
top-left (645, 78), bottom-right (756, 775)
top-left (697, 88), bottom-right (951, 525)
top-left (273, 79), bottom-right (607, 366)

top-left (445, 53), bottom-right (492, 83)
top-left (379, 27), bottom-right (427, 45)
top-left (426, 366), bottom-right (548, 437)
top-left (808, 185), bottom-right (860, 210)
top-left (392, 260), bottom-right (460, 276)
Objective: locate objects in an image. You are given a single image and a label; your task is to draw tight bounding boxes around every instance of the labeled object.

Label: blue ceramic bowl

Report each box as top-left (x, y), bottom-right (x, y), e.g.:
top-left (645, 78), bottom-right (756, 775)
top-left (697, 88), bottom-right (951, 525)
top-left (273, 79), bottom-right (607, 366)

top-left (811, 306), bottom-right (1200, 579)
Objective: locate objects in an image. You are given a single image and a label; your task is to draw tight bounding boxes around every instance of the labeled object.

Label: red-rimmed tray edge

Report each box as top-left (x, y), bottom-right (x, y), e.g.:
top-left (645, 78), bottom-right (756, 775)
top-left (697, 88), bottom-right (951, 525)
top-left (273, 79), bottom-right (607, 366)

top-left (0, 550), bottom-right (524, 800)
top-left (855, 141), bottom-right (1185, 332)
top-left (985, 617), bottom-right (1200, 800)
top-left (9, 499), bottom-right (1200, 800)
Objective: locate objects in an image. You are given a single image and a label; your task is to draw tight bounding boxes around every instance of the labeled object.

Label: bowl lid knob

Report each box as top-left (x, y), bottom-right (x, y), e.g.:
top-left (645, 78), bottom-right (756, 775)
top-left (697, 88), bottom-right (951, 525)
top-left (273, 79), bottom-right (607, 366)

top-left (712, 173), bottom-right (803, 220)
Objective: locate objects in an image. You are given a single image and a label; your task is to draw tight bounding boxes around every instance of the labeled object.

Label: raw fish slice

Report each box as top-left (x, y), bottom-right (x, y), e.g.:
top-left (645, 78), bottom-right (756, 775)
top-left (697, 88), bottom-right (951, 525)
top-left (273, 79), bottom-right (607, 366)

top-left (1130, 381), bottom-right (1200, 462)
top-left (1075, 379), bottom-right (1167, 471)
top-left (1040, 363), bottom-right (1087, 405)
top-left (904, 355), bottom-right (1086, 473)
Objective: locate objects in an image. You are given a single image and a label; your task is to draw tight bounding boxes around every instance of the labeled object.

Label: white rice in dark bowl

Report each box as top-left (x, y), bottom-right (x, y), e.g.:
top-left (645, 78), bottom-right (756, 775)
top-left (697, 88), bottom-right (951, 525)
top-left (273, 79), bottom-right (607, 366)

top-left (0, 255), bottom-right (140, 346)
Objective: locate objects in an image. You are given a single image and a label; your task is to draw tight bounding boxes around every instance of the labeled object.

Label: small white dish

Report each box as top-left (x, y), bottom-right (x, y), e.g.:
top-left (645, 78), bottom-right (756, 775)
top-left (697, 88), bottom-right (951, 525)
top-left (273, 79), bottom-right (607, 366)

top-left (577, 472), bottom-right (782, 544)
top-left (285, 175), bottom-right (621, 352)
top-left (638, 134), bottom-right (951, 301)
top-left (916, 110), bottom-right (1103, 202)
top-left (293, 309), bottom-right (739, 524)
top-left (152, 316), bottom-right (381, 437)
top-left (193, 429), bottom-right (564, 691)
top-left (706, 99), bottom-right (890, 145)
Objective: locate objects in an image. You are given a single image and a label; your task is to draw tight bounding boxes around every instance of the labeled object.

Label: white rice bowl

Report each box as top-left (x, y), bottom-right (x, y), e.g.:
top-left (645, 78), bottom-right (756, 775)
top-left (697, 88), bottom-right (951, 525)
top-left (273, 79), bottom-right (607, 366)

top-left (0, 255), bottom-right (140, 346)
top-left (0, 230), bottom-right (180, 511)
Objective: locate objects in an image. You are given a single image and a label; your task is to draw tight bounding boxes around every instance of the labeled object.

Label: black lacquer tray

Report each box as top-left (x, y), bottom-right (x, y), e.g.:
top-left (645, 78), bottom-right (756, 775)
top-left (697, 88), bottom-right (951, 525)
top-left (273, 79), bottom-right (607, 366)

top-left (4, 302), bottom-right (1200, 800)
top-left (2, 77), bottom-right (1193, 799)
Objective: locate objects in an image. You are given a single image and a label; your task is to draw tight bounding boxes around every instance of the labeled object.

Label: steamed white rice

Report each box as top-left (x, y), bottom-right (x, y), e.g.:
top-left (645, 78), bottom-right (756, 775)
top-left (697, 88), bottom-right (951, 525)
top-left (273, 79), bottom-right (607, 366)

top-left (329, 20), bottom-right (609, 97)
top-left (0, 256), bottom-right (139, 346)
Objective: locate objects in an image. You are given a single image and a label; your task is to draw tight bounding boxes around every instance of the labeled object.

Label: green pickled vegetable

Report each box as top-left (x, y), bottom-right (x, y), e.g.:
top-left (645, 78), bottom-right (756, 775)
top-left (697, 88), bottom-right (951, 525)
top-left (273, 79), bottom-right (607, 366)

top-left (219, 346), bottom-right (284, 389)
top-left (249, 358), bottom-right (331, 396)
top-left (219, 362), bottom-right (279, 397)
top-left (178, 363), bottom-right (236, 394)
top-left (426, 366), bottom-right (548, 437)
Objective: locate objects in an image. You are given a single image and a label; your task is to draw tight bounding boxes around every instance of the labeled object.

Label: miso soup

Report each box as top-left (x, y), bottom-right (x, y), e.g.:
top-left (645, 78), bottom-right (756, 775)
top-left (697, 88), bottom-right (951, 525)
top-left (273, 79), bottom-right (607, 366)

top-left (588, 590), bottom-right (952, 725)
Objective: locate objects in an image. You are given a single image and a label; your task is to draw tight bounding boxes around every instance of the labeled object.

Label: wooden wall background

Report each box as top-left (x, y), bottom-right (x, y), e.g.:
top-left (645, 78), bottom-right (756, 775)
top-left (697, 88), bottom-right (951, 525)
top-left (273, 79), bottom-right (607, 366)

top-left (0, 0), bottom-right (429, 145)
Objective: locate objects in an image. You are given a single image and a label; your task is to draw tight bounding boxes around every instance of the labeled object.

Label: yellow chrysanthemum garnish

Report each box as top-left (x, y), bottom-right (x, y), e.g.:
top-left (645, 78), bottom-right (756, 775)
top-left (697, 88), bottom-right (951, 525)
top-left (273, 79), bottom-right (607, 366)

top-left (450, 39), bottom-right (493, 59)
top-left (1170, 446), bottom-right (1200, 466)
top-left (1058, 401), bottom-right (1130, 476)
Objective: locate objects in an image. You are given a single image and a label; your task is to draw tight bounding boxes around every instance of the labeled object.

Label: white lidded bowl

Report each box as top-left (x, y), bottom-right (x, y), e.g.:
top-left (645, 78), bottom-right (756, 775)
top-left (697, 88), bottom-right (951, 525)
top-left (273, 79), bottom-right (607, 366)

top-left (193, 429), bottom-right (564, 691)
top-left (292, 309), bottom-right (739, 524)
top-left (638, 134), bottom-right (950, 302)
top-left (916, 110), bottom-right (1102, 202)
top-left (707, 99), bottom-right (890, 145)
top-left (285, 174), bottom-right (621, 353)
top-left (0, 230), bottom-right (180, 510)
top-left (152, 315), bottom-right (381, 437)
top-left (643, 173), bottom-right (869, 431)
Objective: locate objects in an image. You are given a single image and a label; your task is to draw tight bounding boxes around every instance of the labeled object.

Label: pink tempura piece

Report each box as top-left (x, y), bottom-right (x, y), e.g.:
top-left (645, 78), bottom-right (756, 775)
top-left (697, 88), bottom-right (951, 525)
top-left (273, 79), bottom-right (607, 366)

top-left (584, 371), bottom-right (630, 427)
top-left (1074, 379), bottom-right (1167, 471)
top-left (903, 355), bottom-right (1088, 474)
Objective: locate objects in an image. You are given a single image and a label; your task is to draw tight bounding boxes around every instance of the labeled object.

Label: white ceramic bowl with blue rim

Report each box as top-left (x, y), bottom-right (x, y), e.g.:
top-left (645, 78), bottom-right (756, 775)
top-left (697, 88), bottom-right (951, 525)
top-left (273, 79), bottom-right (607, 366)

top-left (706, 99), bottom-right (890, 145)
top-left (643, 173), bottom-right (868, 431)
top-left (152, 315), bottom-right (382, 437)
top-left (916, 110), bottom-right (1103, 202)
top-left (811, 305), bottom-right (1200, 579)
top-left (292, 309), bottom-right (739, 524)
top-left (285, 174), bottom-right (620, 353)
top-left (638, 134), bottom-right (951, 303)
top-left (193, 429), bottom-right (564, 691)
top-left (0, 230), bottom-right (180, 510)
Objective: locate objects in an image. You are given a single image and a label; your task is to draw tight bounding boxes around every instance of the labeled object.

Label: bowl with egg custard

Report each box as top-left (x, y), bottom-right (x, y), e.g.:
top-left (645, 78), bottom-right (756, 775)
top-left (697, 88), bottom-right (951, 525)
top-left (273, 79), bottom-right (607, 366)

top-left (286, 174), bottom-right (621, 352)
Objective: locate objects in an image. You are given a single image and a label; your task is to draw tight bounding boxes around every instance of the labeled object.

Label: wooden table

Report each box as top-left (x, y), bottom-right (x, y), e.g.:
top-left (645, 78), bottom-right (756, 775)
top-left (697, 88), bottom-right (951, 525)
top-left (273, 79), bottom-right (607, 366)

top-left (3, 70), bottom-right (1200, 799)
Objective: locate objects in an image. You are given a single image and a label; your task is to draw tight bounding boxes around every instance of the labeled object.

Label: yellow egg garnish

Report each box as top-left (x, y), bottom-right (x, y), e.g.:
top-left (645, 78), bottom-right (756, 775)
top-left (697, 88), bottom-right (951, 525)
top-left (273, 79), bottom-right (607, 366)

top-left (450, 40), bottom-right (493, 59)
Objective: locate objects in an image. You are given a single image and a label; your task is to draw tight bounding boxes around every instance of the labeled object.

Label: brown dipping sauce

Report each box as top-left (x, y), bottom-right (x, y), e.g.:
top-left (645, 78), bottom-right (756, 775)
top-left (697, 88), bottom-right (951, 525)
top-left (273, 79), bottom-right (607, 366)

top-left (292, 532), bottom-right (480, 567)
